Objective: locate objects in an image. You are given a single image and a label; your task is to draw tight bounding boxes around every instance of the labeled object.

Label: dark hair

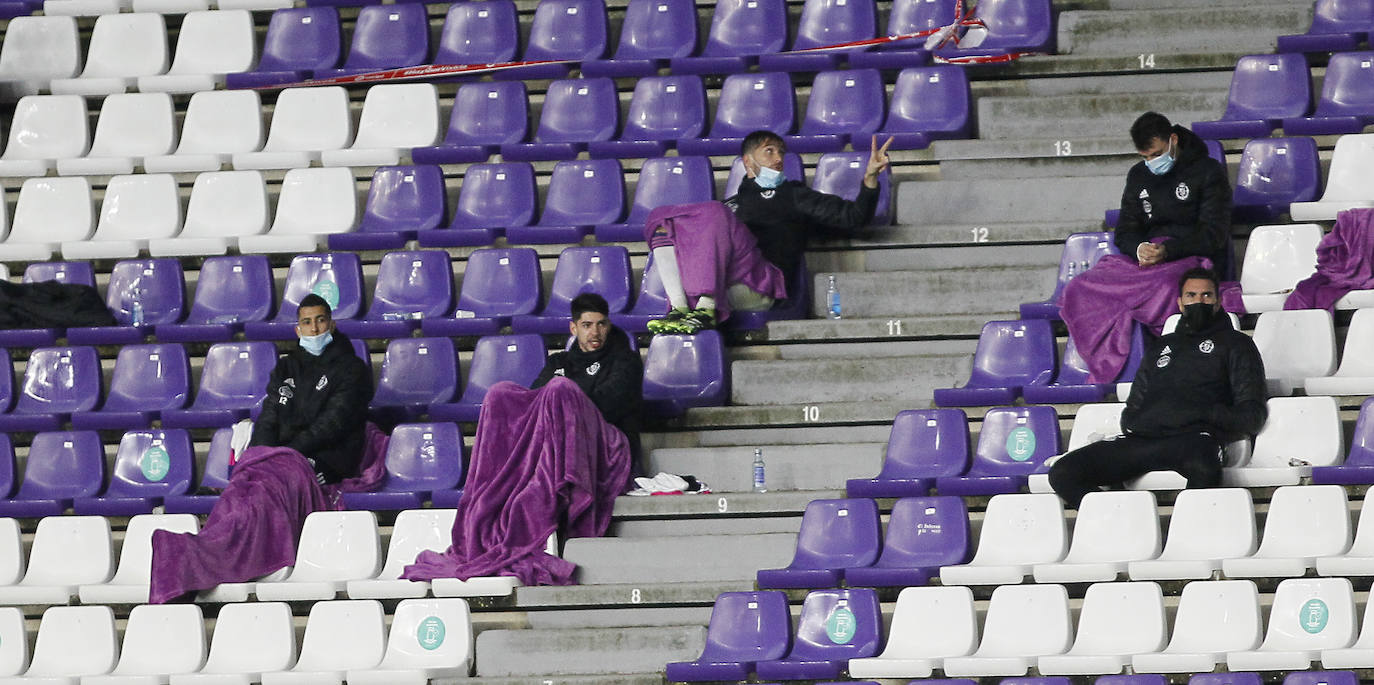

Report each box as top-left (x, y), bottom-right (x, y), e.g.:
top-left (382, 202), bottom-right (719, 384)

top-left (570, 292), bottom-right (610, 321)
top-left (1177, 267), bottom-right (1219, 296)
top-left (741, 130), bottom-right (786, 157)
top-left (1130, 111), bottom-right (1174, 151)
top-left (298, 293), bottom-right (333, 315)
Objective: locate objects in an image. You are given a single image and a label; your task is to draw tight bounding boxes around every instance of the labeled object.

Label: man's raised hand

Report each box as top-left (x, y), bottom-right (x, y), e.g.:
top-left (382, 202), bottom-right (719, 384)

top-left (864, 135), bottom-right (894, 188)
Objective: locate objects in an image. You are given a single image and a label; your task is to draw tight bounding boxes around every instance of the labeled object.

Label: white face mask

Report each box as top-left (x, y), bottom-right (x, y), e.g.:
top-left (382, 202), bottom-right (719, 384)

top-left (754, 165), bottom-right (785, 189)
top-left (299, 331), bottom-right (332, 356)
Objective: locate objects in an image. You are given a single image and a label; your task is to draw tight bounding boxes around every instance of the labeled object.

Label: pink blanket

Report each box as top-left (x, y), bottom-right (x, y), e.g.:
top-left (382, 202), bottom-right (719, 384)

top-left (644, 201), bottom-right (788, 321)
top-left (402, 378), bottom-right (631, 585)
top-left (1062, 254), bottom-right (1210, 383)
top-left (1286, 208), bottom-right (1374, 311)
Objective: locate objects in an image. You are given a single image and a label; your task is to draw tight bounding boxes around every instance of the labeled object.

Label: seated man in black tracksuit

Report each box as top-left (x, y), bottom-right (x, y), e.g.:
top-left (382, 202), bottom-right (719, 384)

top-left (1048, 268), bottom-right (1267, 508)
top-left (250, 293), bottom-right (374, 484)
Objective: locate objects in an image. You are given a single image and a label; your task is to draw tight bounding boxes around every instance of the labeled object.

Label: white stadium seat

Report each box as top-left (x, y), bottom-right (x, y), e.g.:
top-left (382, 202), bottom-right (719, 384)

top-left (1225, 396), bottom-right (1344, 486)
top-left (49, 14), bottom-right (169, 95)
top-left (1253, 309), bottom-right (1337, 396)
top-left (237, 167), bottom-right (360, 254)
top-left (1127, 487), bottom-right (1256, 580)
top-left (260, 600), bottom-right (386, 685)
top-left (1318, 489), bottom-right (1374, 578)
top-left (0, 177), bottom-right (94, 261)
top-left (1028, 402), bottom-right (1124, 494)
top-left (322, 83), bottom-right (441, 167)
top-left (0, 520), bottom-right (24, 587)
top-left (57, 92), bottom-right (177, 176)
top-left (138, 11), bottom-right (256, 93)
top-left (86, 603), bottom-right (207, 684)
top-left (131, 0), bottom-right (209, 16)
top-left (148, 170), bottom-right (268, 257)
top-left (61, 174), bottom-right (183, 260)
top-left (43, 0), bottom-right (127, 17)
top-left (1038, 581), bottom-right (1167, 675)
top-left (232, 87), bottom-right (353, 170)
top-left (942, 584), bottom-right (1073, 677)
top-left (0, 515), bottom-right (111, 606)
top-left (848, 586), bottom-right (978, 679)
top-left (345, 598), bottom-right (473, 684)
top-left (0, 95), bottom-right (89, 178)
top-left (1222, 485), bottom-right (1352, 579)
top-left (0, 608), bottom-right (27, 677)
top-left (1306, 308), bottom-right (1374, 396)
top-left (1291, 133), bottom-right (1374, 221)
top-left (1227, 577), bottom-right (1357, 671)
top-left (1322, 571), bottom-right (1374, 668)
top-left (347, 508), bottom-right (457, 600)
top-left (144, 90), bottom-right (264, 174)
top-left (1132, 580), bottom-right (1262, 674)
top-left (171, 602), bottom-right (296, 685)
top-left (940, 493), bottom-right (1066, 586)
top-left (0, 605), bottom-right (117, 684)
top-left (78, 513), bottom-right (199, 605)
top-left (1238, 223), bottom-right (1322, 312)
top-left (1031, 490), bottom-right (1161, 583)
top-left (255, 511), bottom-right (382, 602)
top-left (0, 17), bottom-right (81, 100)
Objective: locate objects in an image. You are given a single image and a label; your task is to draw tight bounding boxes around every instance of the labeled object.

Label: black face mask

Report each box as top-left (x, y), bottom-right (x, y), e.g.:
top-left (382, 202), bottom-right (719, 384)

top-left (1180, 302), bottom-right (1217, 331)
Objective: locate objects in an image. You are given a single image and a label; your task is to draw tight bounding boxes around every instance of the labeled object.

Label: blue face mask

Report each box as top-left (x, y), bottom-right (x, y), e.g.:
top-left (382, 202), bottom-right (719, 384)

top-left (299, 331), bottom-right (332, 356)
top-left (754, 165), bottom-right (785, 189)
top-left (1145, 140), bottom-right (1175, 176)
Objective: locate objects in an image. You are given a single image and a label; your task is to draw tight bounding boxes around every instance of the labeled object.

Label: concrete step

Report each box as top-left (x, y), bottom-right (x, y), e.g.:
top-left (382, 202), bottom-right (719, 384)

top-left (474, 626), bottom-right (706, 677)
top-left (526, 606), bottom-right (714, 630)
top-left (959, 50), bottom-right (1248, 78)
top-left (456, 675), bottom-right (665, 685)
top-left (564, 533), bottom-right (796, 583)
top-left (976, 91), bottom-right (1229, 140)
top-left (730, 353), bottom-right (970, 406)
top-left (774, 339), bottom-right (979, 360)
top-left (645, 424), bottom-right (895, 448)
top-left (516, 580), bottom-right (754, 611)
top-left (807, 265), bottom-right (1058, 319)
top-left (677, 400), bottom-right (920, 429)
top-left (1057, 6), bottom-right (1313, 56)
top-left (853, 220), bottom-right (1107, 246)
top-left (612, 489), bottom-right (843, 518)
top-left (973, 70), bottom-right (1235, 99)
top-left (646, 443), bottom-right (885, 492)
top-left (932, 136), bottom-right (1138, 161)
top-left (610, 516), bottom-right (803, 537)
top-left (766, 316), bottom-right (1005, 341)
top-left (941, 154), bottom-right (1137, 179)
top-left (895, 176), bottom-right (1122, 225)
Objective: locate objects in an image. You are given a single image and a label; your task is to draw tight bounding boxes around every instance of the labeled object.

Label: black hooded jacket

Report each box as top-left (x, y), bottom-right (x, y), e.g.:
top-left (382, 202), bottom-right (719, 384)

top-left (725, 176), bottom-right (879, 288)
top-left (1122, 311), bottom-right (1267, 442)
top-left (1115, 125), bottom-right (1233, 266)
top-left (533, 325), bottom-right (643, 458)
top-left (250, 331), bottom-right (374, 483)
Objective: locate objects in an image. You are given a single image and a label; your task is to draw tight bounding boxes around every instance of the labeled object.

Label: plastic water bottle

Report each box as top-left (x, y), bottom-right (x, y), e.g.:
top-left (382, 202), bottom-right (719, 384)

top-left (752, 448), bottom-right (767, 493)
top-left (826, 275), bottom-right (841, 320)
top-left (130, 286), bottom-right (144, 327)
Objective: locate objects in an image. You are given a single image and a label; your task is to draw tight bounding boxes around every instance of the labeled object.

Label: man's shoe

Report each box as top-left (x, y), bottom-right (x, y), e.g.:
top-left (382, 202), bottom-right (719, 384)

top-left (647, 307), bottom-right (688, 334)
top-left (678, 307), bottom-right (716, 334)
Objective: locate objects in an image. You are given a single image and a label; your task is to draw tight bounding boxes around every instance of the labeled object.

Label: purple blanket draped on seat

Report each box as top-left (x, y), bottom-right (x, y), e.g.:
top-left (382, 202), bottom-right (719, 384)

top-left (401, 378), bottom-right (631, 586)
top-left (148, 423), bottom-right (390, 605)
top-left (1286, 208), bottom-right (1374, 311)
top-left (1061, 253), bottom-right (1210, 383)
top-left (644, 201), bottom-right (788, 322)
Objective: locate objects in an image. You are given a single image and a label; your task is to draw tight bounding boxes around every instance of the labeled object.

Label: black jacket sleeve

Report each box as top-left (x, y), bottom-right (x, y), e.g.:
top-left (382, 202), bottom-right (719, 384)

top-left (531, 354), bottom-right (562, 390)
top-left (1114, 171), bottom-right (1148, 261)
top-left (1120, 341), bottom-right (1154, 435)
top-left (1161, 161), bottom-right (1232, 261)
top-left (588, 351), bottom-right (643, 426)
top-left (283, 359), bottom-right (373, 472)
top-left (249, 360), bottom-right (286, 447)
top-left (788, 183), bottom-right (879, 236)
top-left (1208, 337), bottom-right (1268, 437)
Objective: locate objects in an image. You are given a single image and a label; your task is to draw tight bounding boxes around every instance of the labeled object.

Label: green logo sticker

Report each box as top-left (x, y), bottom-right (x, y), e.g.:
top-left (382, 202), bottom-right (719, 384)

top-left (1005, 427), bottom-right (1036, 462)
top-left (1301, 599), bottom-right (1329, 634)
top-left (310, 280), bottom-right (340, 310)
top-left (417, 616), bottom-right (446, 650)
top-left (140, 446), bottom-right (170, 482)
top-left (824, 606), bottom-right (856, 645)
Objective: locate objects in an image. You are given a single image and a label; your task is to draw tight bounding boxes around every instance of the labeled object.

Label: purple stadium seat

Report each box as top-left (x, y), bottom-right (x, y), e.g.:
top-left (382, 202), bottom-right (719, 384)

top-left (507, 159), bottom-right (624, 244)
top-left (670, 0), bottom-right (786, 74)
top-left (881, 65), bottom-right (972, 150)
top-left (784, 70), bottom-right (885, 153)
top-left (67, 258), bottom-right (185, 346)
top-left (677, 72), bottom-right (796, 156)
top-left (71, 344), bottom-right (190, 431)
top-left (1284, 672), bottom-right (1357, 685)
top-left (581, 0), bottom-right (697, 77)
top-left (844, 496), bottom-right (971, 587)
top-left (329, 165), bottom-right (447, 251)
top-left (74, 429), bottom-right (193, 516)
top-left (755, 588), bottom-right (882, 680)
top-left (225, 8), bottom-right (341, 89)
top-left (0, 436), bottom-right (15, 501)
top-left (588, 76), bottom-right (707, 160)
top-left (0, 350), bottom-right (12, 415)
top-left (411, 81), bottom-right (528, 165)
top-left (758, 498), bottom-right (881, 588)
top-left (932, 0), bottom-right (1054, 59)
top-left (314, 4), bottom-right (429, 79)
top-left (422, 248), bottom-right (543, 337)
top-left (1098, 676), bottom-right (1169, 685)
top-left (612, 259), bottom-right (673, 335)
top-left (1192, 54), bottom-right (1312, 139)
top-left (1313, 396), bottom-right (1374, 484)
top-left (1189, 674), bottom-right (1262, 685)
top-left (1231, 137), bottom-right (1322, 222)
top-left (0, 2), bottom-right (37, 19)
top-left (724, 153), bottom-right (807, 197)
top-left (665, 591), bottom-right (792, 682)
top-left (1020, 232), bottom-right (1120, 319)
top-left (429, 335), bottom-right (548, 422)
top-left (163, 427), bottom-right (232, 515)
top-left (810, 151), bottom-right (893, 225)
top-left (418, 162), bottom-right (533, 248)
top-left (846, 0), bottom-right (946, 69)
top-left (341, 423), bottom-right (464, 510)
top-left (933, 319), bottom-right (1056, 406)
top-left (337, 250), bottom-right (454, 340)
top-left (499, 0), bottom-right (608, 80)
top-left (0, 262), bottom-right (98, 348)
top-left (642, 330), bottom-right (730, 417)
top-left (758, 0), bottom-right (877, 72)
top-left (0, 430), bottom-right (103, 517)
top-left (161, 341), bottom-right (277, 428)
top-left (1284, 53), bottom-right (1374, 135)
top-left (512, 246), bottom-right (633, 333)
top-left (1277, 0), bottom-right (1374, 53)
top-left (501, 78), bottom-right (619, 161)
top-left (0, 346), bottom-right (100, 432)
top-left (433, 0), bottom-right (518, 67)
top-left (935, 405), bottom-right (1062, 495)
top-left (157, 255), bottom-right (275, 343)
top-left (370, 337), bottom-right (460, 423)
top-left (845, 409), bottom-right (972, 498)
top-left (595, 156), bottom-right (715, 242)
top-left (1022, 325), bottom-right (1146, 404)
top-left (243, 252), bottom-right (364, 340)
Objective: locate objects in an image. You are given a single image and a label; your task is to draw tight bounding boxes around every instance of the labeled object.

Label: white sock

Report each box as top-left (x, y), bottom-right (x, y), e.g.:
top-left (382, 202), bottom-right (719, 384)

top-left (652, 246), bottom-right (690, 310)
top-left (697, 296), bottom-right (716, 312)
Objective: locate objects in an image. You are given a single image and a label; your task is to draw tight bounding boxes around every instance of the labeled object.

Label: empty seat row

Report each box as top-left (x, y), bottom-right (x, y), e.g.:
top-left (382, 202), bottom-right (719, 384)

top-left (0, 598), bottom-right (471, 682)
top-left (1193, 51), bottom-right (1374, 139)
top-left (1240, 223), bottom-right (1374, 316)
top-left (1281, 0), bottom-right (1374, 53)
top-left (0, 510), bottom-right (525, 605)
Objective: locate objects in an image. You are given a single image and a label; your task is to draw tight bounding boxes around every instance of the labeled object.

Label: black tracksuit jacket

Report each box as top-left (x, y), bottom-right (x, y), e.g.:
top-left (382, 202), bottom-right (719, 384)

top-left (725, 176), bottom-right (880, 287)
top-left (1115, 125), bottom-right (1233, 267)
